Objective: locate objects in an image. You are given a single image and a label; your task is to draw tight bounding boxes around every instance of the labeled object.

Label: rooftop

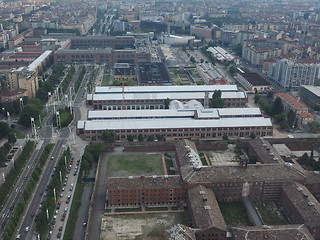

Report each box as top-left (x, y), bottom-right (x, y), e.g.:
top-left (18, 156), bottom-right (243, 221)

top-left (274, 93), bottom-right (308, 110)
top-left (239, 73), bottom-right (272, 86)
top-left (187, 185), bottom-right (227, 231)
top-left (107, 175), bottom-right (182, 190)
top-left (301, 85), bottom-right (320, 97)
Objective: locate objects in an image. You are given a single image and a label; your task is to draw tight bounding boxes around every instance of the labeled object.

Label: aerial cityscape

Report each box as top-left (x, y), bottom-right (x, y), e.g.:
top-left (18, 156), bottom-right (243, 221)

top-left (1, 0), bottom-right (320, 239)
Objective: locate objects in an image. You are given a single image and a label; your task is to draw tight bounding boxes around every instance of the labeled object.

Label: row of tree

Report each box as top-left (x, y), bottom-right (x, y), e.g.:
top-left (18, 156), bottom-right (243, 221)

top-left (36, 63), bottom-right (65, 102)
top-left (254, 94), bottom-right (296, 130)
top-left (61, 66), bottom-right (75, 93)
top-left (19, 98), bottom-right (43, 127)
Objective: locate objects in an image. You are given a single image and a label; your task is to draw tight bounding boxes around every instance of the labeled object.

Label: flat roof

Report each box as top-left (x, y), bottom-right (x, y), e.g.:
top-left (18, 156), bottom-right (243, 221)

top-left (87, 109), bottom-right (195, 119)
top-left (94, 85), bottom-right (239, 94)
top-left (274, 93), bottom-right (307, 110)
top-left (92, 91), bottom-right (246, 101)
top-left (27, 50), bottom-right (52, 71)
top-left (81, 117), bottom-right (272, 131)
top-left (301, 85), bottom-right (320, 97)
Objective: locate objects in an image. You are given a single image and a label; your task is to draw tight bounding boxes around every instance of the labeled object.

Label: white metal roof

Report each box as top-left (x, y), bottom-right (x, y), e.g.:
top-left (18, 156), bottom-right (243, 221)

top-left (82, 117), bottom-right (272, 131)
top-left (218, 108), bottom-right (261, 116)
top-left (92, 91), bottom-right (246, 101)
top-left (94, 85), bottom-right (238, 94)
top-left (27, 50), bottom-right (52, 71)
top-left (87, 109), bottom-right (195, 119)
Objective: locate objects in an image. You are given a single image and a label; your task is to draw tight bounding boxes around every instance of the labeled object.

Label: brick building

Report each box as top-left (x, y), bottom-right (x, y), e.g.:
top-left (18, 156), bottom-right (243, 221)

top-left (107, 175), bottom-right (185, 207)
top-left (280, 182), bottom-right (320, 239)
top-left (248, 138), bottom-right (284, 164)
top-left (187, 185), bottom-right (228, 240)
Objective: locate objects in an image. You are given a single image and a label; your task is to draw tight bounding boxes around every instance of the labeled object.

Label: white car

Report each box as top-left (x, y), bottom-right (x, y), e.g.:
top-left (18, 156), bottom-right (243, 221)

top-left (25, 226), bottom-right (29, 232)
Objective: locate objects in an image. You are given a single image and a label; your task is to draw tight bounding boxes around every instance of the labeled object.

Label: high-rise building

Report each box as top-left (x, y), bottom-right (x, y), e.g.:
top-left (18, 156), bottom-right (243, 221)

top-left (268, 58), bottom-right (320, 90)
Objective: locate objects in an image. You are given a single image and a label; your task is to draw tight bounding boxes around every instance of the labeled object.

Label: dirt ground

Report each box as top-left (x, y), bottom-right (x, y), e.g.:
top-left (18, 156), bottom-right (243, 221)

top-left (100, 212), bottom-right (186, 240)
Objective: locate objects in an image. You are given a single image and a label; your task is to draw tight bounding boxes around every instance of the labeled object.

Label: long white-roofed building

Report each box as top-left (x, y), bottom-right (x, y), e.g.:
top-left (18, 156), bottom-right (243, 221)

top-left (87, 85), bottom-right (248, 110)
top-left (77, 103), bottom-right (272, 141)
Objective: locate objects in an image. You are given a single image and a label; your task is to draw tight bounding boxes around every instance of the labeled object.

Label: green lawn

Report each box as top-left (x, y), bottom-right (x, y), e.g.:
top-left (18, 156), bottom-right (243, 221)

top-left (254, 202), bottom-right (289, 225)
top-left (106, 154), bottom-right (164, 178)
top-left (11, 130), bottom-right (25, 139)
top-left (219, 202), bottom-right (252, 226)
top-left (101, 74), bottom-right (109, 86)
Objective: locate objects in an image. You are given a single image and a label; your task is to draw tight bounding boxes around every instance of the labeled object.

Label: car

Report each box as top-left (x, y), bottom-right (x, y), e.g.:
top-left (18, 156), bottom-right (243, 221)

top-left (10, 205), bottom-right (14, 210)
top-left (59, 226), bottom-right (63, 231)
top-left (49, 226), bottom-right (54, 231)
top-left (53, 215), bottom-right (57, 220)
top-left (73, 172), bottom-right (76, 176)
top-left (34, 214), bottom-right (38, 222)
top-left (54, 210), bottom-right (59, 215)
top-left (61, 215), bottom-right (65, 221)
top-left (52, 219), bottom-right (56, 225)
top-left (25, 226), bottom-right (29, 232)
top-left (56, 204), bottom-right (60, 210)
top-left (58, 200), bottom-right (62, 205)
top-left (39, 204), bottom-right (42, 209)
top-left (24, 176), bottom-right (27, 180)
top-left (82, 222), bottom-right (87, 227)
top-left (31, 212), bottom-right (35, 217)
top-left (1, 221), bottom-right (6, 227)
top-left (51, 156), bottom-right (54, 160)
top-left (62, 187), bottom-right (65, 192)
top-left (60, 193), bottom-right (63, 197)
top-left (39, 191), bottom-right (43, 196)
top-left (64, 207), bottom-right (68, 212)
top-left (44, 193), bottom-right (47, 197)
top-left (57, 232), bottom-right (61, 238)
top-left (66, 198), bottom-right (70, 204)
top-left (70, 186), bottom-right (73, 191)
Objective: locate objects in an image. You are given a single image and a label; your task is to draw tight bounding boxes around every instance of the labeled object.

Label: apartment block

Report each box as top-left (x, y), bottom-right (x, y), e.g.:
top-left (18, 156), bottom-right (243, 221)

top-left (268, 59), bottom-right (320, 89)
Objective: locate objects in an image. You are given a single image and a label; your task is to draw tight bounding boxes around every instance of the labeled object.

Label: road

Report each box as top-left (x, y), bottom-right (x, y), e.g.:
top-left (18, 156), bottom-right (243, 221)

top-left (11, 64), bottom-right (89, 240)
top-left (0, 141), bottom-right (45, 237)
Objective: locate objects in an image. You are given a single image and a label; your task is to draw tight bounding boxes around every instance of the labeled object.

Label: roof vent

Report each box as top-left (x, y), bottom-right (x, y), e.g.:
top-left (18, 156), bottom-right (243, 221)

top-left (199, 191), bottom-right (205, 195)
top-left (296, 187), bottom-right (303, 192)
top-left (152, 175), bottom-right (157, 179)
top-left (164, 175), bottom-right (169, 179)
top-left (314, 171), bottom-right (319, 175)
top-left (204, 206), bottom-right (211, 210)
top-left (128, 176), bottom-right (133, 180)
top-left (308, 201), bottom-right (315, 206)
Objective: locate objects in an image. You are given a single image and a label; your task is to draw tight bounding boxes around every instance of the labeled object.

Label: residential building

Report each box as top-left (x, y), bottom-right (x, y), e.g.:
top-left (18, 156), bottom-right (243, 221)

top-left (268, 59), bottom-right (320, 89)
top-left (112, 63), bottom-right (136, 82)
top-left (242, 38), bottom-right (286, 67)
top-left (273, 93), bottom-right (309, 114)
top-left (0, 88), bottom-right (28, 103)
top-left (190, 25), bottom-right (212, 41)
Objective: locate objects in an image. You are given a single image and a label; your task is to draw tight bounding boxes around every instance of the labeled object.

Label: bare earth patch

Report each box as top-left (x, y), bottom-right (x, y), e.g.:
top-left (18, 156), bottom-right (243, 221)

top-left (100, 212), bottom-right (186, 240)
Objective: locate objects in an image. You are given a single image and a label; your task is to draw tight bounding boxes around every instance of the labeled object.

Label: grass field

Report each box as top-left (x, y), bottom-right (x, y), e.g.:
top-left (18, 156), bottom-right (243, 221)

top-left (11, 130), bottom-right (25, 139)
top-left (254, 202), bottom-right (289, 225)
top-left (101, 74), bottom-right (109, 86)
top-left (106, 154), bottom-right (164, 178)
top-left (219, 202), bottom-right (252, 226)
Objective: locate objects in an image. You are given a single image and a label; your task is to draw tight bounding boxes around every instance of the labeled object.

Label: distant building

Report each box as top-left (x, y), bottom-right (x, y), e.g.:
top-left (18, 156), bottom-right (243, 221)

top-left (190, 25), bottom-right (212, 41)
top-left (237, 72), bottom-right (272, 93)
top-left (137, 62), bottom-right (171, 85)
top-left (242, 38), bottom-right (286, 67)
top-left (268, 59), bottom-right (320, 90)
top-left (0, 88), bottom-right (28, 103)
top-left (300, 85), bottom-right (320, 110)
top-left (112, 63), bottom-right (136, 82)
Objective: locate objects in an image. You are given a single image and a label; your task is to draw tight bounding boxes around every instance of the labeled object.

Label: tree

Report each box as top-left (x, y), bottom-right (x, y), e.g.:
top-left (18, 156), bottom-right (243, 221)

top-left (164, 98), bottom-right (170, 109)
top-left (250, 132), bottom-right (256, 139)
top-left (228, 65), bottom-right (237, 76)
top-left (254, 94), bottom-right (261, 104)
top-left (308, 121), bottom-right (320, 133)
top-left (233, 43), bottom-right (243, 57)
top-left (272, 97), bottom-right (284, 116)
top-left (127, 135), bottom-right (133, 142)
top-left (190, 56), bottom-right (196, 63)
top-left (287, 109), bottom-right (296, 129)
top-left (7, 132), bottom-right (16, 144)
top-left (212, 90), bottom-right (225, 108)
top-left (0, 122), bottom-right (10, 138)
top-left (223, 134), bottom-right (228, 140)
top-left (19, 104), bottom-right (41, 127)
top-left (147, 135), bottom-right (154, 141)
top-left (274, 113), bottom-right (286, 123)
top-left (138, 134), bottom-right (144, 142)
top-left (102, 130), bottom-right (116, 143)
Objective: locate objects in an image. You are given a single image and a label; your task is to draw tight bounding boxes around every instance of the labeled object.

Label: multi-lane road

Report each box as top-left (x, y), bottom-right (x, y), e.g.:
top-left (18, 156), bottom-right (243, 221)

top-left (0, 64), bottom-right (91, 240)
